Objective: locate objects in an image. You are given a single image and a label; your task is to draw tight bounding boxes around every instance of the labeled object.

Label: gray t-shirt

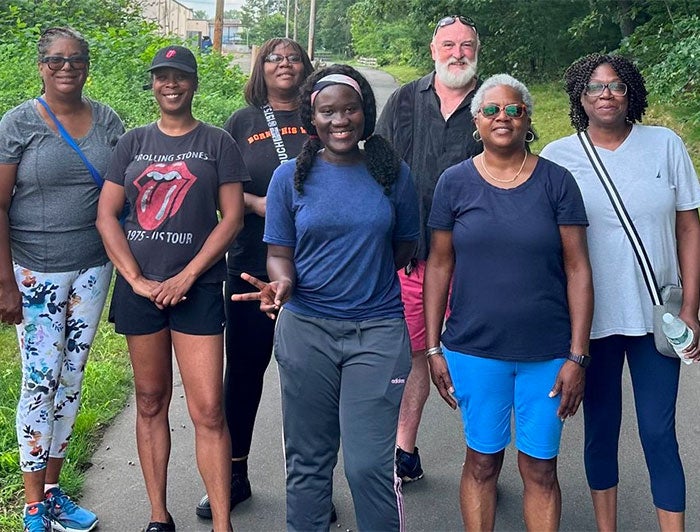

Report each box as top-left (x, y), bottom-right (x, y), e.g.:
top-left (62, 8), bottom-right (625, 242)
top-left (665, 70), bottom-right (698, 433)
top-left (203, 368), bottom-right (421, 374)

top-left (541, 125), bottom-right (700, 338)
top-left (0, 98), bottom-right (124, 272)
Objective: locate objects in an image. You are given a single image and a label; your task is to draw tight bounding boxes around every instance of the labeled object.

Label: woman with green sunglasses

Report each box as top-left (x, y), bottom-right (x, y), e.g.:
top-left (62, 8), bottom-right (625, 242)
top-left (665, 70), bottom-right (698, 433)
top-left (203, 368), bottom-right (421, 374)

top-left (423, 73), bottom-right (593, 530)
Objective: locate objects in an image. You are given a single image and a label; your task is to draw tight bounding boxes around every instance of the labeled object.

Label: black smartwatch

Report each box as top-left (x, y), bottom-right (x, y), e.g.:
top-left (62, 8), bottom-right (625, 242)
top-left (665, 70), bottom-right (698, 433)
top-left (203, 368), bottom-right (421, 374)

top-left (566, 352), bottom-right (591, 368)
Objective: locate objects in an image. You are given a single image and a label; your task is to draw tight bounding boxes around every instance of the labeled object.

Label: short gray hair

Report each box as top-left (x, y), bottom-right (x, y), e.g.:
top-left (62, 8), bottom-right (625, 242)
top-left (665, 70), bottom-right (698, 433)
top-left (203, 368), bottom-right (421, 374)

top-left (470, 74), bottom-right (533, 117)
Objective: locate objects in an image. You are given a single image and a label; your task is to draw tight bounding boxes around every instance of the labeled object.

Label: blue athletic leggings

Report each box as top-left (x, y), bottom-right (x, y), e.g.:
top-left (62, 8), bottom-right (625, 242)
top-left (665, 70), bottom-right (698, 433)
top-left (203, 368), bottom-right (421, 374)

top-left (583, 334), bottom-right (685, 512)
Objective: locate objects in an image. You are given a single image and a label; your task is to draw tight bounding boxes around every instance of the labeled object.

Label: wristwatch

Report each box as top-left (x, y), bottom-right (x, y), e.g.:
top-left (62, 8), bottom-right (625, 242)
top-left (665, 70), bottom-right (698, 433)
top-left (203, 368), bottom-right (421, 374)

top-left (566, 352), bottom-right (591, 368)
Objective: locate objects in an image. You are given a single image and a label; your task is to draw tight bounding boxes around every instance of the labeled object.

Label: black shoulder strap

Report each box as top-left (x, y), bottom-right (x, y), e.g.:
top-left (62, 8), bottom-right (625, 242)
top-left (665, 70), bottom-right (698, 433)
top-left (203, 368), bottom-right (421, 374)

top-left (576, 130), bottom-right (662, 304)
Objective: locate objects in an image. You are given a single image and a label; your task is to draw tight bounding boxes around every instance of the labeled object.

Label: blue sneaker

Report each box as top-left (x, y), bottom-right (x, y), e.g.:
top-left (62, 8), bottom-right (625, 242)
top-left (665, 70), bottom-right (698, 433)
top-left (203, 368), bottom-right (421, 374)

top-left (23, 501), bottom-right (51, 532)
top-left (396, 446), bottom-right (424, 483)
top-left (45, 487), bottom-right (98, 532)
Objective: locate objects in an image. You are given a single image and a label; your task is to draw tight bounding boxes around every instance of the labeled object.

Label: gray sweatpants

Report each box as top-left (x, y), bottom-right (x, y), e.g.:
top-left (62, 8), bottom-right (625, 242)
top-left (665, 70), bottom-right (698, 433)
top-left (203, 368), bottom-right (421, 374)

top-left (274, 308), bottom-right (411, 532)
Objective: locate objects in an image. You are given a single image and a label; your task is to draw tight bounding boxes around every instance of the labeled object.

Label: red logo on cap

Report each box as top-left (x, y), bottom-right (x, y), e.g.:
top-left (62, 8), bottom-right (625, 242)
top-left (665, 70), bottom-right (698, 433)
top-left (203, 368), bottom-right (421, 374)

top-left (166, 49), bottom-right (176, 58)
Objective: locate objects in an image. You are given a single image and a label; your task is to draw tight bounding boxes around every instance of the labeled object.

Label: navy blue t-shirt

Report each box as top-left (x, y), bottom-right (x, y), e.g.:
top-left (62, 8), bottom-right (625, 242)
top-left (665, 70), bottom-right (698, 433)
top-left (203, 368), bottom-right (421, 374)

top-left (429, 157), bottom-right (588, 361)
top-left (265, 157), bottom-right (419, 320)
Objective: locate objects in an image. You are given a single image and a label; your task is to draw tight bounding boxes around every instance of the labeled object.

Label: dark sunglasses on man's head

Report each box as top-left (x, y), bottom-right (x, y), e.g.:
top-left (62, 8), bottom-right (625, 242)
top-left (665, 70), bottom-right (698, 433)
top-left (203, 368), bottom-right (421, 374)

top-left (479, 103), bottom-right (527, 118)
top-left (433, 15), bottom-right (478, 37)
top-left (264, 53), bottom-right (302, 64)
top-left (40, 55), bottom-right (89, 71)
top-left (584, 82), bottom-right (628, 97)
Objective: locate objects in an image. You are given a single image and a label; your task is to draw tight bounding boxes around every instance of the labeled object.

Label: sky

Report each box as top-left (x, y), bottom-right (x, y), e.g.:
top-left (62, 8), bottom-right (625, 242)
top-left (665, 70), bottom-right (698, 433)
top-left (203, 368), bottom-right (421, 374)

top-left (180, 0), bottom-right (245, 17)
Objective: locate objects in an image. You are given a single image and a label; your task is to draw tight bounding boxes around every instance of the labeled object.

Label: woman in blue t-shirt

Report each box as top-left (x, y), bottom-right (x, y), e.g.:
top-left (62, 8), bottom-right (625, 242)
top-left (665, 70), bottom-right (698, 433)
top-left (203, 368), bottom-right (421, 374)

top-left (423, 74), bottom-right (593, 530)
top-left (236, 65), bottom-right (419, 531)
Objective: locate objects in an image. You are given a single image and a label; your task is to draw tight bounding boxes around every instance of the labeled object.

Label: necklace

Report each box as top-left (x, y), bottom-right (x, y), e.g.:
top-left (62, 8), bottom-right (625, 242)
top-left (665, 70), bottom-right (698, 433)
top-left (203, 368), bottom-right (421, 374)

top-left (479, 151), bottom-right (528, 183)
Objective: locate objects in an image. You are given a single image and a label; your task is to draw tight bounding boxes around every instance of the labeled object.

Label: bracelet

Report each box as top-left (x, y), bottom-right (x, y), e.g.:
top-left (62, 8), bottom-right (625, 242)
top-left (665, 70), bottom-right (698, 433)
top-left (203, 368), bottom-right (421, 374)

top-left (425, 346), bottom-right (444, 359)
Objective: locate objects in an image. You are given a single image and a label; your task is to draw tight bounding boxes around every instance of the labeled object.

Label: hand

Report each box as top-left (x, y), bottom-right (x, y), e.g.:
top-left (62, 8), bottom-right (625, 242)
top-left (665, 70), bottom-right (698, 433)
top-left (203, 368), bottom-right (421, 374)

top-left (231, 272), bottom-right (292, 319)
top-left (0, 280), bottom-right (23, 324)
top-left (428, 354), bottom-right (457, 410)
top-left (129, 276), bottom-right (163, 303)
top-left (151, 271), bottom-right (195, 308)
top-left (677, 309), bottom-right (700, 363)
top-left (550, 360), bottom-right (585, 420)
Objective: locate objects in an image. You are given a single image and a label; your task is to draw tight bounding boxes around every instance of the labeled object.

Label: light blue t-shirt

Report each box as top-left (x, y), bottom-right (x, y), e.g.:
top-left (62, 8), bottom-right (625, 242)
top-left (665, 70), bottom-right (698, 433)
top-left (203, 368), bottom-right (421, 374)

top-left (541, 125), bottom-right (700, 338)
top-left (264, 157), bottom-right (419, 320)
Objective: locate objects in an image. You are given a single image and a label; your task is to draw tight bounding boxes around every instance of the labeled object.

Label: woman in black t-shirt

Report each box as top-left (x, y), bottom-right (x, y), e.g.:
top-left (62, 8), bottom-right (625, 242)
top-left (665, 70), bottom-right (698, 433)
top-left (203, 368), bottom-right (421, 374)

top-left (97, 46), bottom-right (246, 532)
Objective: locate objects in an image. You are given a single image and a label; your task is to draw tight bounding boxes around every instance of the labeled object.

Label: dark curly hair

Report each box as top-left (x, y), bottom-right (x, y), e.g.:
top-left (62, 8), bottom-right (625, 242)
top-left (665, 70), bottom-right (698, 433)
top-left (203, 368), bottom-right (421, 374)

top-left (294, 64), bottom-right (401, 195)
top-left (564, 53), bottom-right (648, 131)
top-left (245, 38), bottom-right (314, 107)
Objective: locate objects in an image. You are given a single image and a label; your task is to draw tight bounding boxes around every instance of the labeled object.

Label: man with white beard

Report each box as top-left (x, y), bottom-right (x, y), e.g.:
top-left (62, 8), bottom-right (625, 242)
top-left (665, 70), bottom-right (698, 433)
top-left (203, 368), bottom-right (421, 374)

top-left (376, 15), bottom-right (483, 484)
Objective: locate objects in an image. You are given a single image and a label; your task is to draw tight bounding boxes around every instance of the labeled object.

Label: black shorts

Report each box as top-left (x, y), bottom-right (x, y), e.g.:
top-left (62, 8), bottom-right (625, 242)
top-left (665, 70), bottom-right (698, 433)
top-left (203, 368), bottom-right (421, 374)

top-left (111, 274), bottom-right (225, 336)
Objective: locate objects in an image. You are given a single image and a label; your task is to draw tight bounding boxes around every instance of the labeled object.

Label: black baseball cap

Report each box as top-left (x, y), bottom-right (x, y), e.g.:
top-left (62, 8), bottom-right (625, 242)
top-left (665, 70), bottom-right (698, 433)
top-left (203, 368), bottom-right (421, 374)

top-left (147, 45), bottom-right (197, 74)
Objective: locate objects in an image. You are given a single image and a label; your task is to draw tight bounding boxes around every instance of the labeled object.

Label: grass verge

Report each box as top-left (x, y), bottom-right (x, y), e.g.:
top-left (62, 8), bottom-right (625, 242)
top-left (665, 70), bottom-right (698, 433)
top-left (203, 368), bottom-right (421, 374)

top-left (0, 286), bottom-right (131, 530)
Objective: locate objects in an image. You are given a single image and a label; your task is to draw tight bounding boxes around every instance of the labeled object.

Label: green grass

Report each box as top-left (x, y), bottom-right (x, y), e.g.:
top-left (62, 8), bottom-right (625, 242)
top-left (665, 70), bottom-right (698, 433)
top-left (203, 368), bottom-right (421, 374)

top-left (0, 284), bottom-right (131, 530)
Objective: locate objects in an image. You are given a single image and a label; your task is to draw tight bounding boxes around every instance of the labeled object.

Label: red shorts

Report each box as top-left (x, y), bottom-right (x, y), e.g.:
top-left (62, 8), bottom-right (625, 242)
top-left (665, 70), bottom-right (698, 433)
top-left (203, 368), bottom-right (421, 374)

top-left (399, 260), bottom-right (450, 352)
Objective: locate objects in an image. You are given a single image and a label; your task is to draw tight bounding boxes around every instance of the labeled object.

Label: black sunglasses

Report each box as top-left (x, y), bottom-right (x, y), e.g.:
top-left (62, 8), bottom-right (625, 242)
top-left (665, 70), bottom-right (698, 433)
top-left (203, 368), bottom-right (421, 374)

top-left (433, 15), bottom-right (478, 37)
top-left (40, 56), bottom-right (89, 71)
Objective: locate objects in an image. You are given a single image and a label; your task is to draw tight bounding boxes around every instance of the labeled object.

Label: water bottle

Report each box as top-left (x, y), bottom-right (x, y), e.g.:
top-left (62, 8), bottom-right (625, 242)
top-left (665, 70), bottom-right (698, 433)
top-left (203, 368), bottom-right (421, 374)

top-left (661, 313), bottom-right (694, 365)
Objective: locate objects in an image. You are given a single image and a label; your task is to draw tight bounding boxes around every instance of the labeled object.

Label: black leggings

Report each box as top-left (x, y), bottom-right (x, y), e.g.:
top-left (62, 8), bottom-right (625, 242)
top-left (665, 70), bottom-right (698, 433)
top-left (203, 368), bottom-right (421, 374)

top-left (223, 274), bottom-right (276, 459)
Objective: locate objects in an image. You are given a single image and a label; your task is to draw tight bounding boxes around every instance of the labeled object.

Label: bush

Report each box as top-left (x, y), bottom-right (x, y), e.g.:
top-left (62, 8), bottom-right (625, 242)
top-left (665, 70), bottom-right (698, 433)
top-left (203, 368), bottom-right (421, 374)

top-left (0, 12), bottom-right (247, 129)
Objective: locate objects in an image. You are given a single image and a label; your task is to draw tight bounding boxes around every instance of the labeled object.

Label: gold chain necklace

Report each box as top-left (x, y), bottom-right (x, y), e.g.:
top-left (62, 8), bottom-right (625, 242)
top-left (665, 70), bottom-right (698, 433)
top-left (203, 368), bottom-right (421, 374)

top-left (479, 151), bottom-right (528, 184)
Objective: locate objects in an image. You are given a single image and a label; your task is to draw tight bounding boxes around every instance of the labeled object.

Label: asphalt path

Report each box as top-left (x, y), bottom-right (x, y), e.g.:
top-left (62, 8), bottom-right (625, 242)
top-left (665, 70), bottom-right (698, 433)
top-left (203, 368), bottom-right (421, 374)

top-left (81, 64), bottom-right (700, 531)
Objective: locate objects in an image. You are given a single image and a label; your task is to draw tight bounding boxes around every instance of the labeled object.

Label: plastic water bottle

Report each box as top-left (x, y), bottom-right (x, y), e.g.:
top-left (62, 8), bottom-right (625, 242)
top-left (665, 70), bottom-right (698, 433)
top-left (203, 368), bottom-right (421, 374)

top-left (661, 313), bottom-right (694, 365)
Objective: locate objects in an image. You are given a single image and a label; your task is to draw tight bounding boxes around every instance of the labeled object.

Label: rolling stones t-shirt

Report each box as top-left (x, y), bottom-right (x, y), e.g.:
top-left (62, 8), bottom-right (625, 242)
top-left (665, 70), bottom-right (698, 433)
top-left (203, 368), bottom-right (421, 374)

top-left (105, 122), bottom-right (249, 283)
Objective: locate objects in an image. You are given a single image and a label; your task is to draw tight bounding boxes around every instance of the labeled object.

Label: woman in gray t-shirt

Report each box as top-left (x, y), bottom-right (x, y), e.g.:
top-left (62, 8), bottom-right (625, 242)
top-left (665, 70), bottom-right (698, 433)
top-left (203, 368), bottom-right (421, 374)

top-left (0, 27), bottom-right (123, 532)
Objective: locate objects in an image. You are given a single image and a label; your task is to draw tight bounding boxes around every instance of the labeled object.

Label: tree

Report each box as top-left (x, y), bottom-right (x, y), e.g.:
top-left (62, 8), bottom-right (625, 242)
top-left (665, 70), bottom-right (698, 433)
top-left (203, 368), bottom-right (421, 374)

top-left (193, 9), bottom-right (209, 20)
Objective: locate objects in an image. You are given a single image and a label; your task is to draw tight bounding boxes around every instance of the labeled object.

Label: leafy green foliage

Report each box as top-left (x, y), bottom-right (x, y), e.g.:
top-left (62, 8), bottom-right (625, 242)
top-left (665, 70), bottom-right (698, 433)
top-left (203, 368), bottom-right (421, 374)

top-left (0, 2), bottom-right (247, 128)
top-left (620, 13), bottom-right (700, 124)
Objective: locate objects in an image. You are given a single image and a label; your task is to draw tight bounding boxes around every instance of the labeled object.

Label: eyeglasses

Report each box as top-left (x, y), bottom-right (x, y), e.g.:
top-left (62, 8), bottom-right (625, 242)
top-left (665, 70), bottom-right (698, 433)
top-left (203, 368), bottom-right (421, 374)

top-left (433, 15), bottom-right (478, 37)
top-left (479, 103), bottom-right (527, 118)
top-left (40, 56), bottom-right (89, 71)
top-left (584, 82), bottom-right (627, 97)
top-left (265, 53), bottom-right (302, 64)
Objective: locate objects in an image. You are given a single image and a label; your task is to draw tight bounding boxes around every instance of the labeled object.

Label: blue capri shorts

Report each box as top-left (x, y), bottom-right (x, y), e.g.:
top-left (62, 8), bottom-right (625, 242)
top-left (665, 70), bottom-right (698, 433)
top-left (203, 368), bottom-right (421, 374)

top-left (444, 347), bottom-right (566, 459)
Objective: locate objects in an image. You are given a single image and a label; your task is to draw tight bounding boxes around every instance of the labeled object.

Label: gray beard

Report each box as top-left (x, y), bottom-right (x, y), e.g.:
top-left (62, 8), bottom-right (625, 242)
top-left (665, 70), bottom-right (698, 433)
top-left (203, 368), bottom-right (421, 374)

top-left (435, 59), bottom-right (478, 89)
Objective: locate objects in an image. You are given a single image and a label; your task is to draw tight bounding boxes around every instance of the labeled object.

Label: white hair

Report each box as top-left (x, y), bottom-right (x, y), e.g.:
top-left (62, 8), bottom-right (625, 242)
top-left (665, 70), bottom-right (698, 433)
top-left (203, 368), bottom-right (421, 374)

top-left (470, 73), bottom-right (534, 117)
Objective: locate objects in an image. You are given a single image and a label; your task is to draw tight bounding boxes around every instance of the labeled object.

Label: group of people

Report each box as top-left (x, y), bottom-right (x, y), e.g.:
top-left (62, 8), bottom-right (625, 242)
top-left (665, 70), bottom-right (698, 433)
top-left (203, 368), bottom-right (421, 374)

top-left (1, 15), bottom-right (698, 532)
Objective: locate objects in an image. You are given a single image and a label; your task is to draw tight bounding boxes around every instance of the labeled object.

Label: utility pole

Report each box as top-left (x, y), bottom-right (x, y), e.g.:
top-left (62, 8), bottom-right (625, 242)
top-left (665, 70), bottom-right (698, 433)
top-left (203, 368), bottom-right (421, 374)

top-left (213, 0), bottom-right (224, 52)
top-left (293, 0), bottom-right (298, 40)
top-left (285, 0), bottom-right (291, 38)
top-left (307, 0), bottom-right (316, 60)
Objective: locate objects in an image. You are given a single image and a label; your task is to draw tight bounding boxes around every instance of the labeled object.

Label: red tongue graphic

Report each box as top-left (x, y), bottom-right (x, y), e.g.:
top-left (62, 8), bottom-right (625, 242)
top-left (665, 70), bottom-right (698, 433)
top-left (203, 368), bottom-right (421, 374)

top-left (134, 162), bottom-right (197, 230)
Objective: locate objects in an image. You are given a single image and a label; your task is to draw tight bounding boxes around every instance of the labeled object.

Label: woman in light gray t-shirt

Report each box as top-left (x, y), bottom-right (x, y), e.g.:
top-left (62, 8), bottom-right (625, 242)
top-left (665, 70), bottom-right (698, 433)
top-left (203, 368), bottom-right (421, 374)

top-left (0, 27), bottom-right (123, 532)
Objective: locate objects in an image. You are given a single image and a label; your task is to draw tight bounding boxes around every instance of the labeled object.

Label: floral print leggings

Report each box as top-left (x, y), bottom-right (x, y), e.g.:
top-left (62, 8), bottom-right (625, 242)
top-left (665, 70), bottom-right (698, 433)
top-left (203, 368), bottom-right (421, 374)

top-left (14, 262), bottom-right (112, 472)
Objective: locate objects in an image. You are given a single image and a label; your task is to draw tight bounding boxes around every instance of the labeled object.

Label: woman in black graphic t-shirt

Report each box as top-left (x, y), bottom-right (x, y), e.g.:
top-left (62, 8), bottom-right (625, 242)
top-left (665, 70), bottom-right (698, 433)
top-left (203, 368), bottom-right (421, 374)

top-left (97, 45), bottom-right (247, 532)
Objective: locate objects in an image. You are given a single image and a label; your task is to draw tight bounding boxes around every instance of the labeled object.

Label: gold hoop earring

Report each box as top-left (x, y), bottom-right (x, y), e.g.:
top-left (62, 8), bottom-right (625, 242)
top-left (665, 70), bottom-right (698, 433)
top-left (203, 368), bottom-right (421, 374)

top-left (525, 130), bottom-right (535, 143)
top-left (472, 130), bottom-right (482, 142)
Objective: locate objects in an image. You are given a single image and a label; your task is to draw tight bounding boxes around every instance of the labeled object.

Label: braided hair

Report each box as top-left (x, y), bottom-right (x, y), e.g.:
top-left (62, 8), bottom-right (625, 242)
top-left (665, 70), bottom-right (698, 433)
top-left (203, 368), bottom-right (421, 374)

top-left (294, 64), bottom-right (401, 195)
top-left (564, 53), bottom-right (648, 131)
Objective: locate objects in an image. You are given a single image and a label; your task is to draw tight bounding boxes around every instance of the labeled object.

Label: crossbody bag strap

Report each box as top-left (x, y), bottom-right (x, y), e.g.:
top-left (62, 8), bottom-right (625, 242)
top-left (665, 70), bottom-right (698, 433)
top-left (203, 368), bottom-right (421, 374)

top-left (36, 97), bottom-right (104, 188)
top-left (261, 104), bottom-right (289, 164)
top-left (577, 130), bottom-right (662, 305)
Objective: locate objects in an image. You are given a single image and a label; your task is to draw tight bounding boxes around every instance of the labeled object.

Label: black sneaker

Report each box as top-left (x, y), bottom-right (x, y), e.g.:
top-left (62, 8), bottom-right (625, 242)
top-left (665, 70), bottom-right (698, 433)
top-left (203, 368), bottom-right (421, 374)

top-left (195, 473), bottom-right (252, 519)
top-left (396, 446), bottom-right (424, 483)
top-left (143, 514), bottom-right (175, 532)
